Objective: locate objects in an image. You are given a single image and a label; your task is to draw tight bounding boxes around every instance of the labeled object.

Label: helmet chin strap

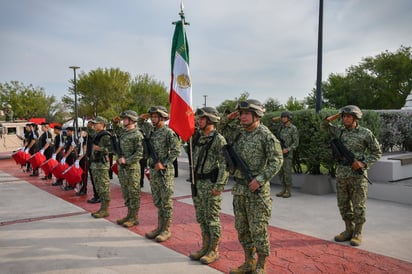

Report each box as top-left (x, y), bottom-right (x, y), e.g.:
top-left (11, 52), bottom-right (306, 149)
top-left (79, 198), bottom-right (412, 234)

top-left (200, 120), bottom-right (213, 130)
top-left (243, 118), bottom-right (259, 131)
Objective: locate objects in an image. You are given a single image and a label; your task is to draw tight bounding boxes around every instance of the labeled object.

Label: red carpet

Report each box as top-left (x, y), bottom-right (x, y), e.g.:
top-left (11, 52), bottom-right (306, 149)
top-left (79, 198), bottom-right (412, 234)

top-left (2, 158), bottom-right (412, 274)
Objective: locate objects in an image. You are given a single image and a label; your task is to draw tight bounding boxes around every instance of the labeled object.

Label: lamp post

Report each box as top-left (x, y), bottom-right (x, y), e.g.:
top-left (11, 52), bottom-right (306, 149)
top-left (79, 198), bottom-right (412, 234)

top-left (315, 0), bottom-right (323, 113)
top-left (69, 66), bottom-right (80, 137)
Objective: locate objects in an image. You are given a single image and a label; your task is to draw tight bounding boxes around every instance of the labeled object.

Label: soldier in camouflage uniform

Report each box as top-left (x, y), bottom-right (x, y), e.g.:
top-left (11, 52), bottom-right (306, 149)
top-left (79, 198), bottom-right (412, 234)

top-left (90, 116), bottom-right (113, 219)
top-left (86, 121), bottom-right (100, 203)
top-left (272, 111), bottom-right (299, 198)
top-left (188, 107), bottom-right (229, 265)
top-left (140, 106), bottom-right (181, 242)
top-left (220, 99), bottom-right (283, 274)
top-left (114, 110), bottom-right (144, 228)
top-left (321, 105), bottom-right (381, 246)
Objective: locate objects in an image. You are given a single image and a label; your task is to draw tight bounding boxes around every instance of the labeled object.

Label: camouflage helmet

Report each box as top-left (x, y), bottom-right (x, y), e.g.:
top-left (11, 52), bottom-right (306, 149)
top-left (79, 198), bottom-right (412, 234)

top-left (195, 107), bottom-right (220, 123)
top-left (148, 106), bottom-right (169, 120)
top-left (281, 111), bottom-right (292, 119)
top-left (91, 116), bottom-right (108, 124)
top-left (120, 110), bottom-right (138, 122)
top-left (236, 99), bottom-right (265, 117)
top-left (339, 105), bottom-right (363, 119)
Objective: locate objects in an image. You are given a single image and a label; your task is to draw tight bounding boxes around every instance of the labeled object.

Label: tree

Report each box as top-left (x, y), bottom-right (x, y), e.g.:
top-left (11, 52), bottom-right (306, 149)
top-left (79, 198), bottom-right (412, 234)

top-left (264, 97), bottom-right (282, 112)
top-left (305, 88), bottom-right (333, 109)
top-left (216, 99), bottom-right (237, 114)
top-left (321, 46), bottom-right (412, 109)
top-left (73, 68), bottom-right (131, 119)
top-left (0, 81), bottom-right (58, 120)
top-left (216, 91), bottom-right (249, 114)
top-left (129, 74), bottom-right (169, 115)
top-left (284, 96), bottom-right (305, 111)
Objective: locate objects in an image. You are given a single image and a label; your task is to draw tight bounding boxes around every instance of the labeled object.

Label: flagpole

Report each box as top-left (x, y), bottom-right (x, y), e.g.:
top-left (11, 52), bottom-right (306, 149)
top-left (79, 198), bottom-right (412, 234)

top-left (176, 1), bottom-right (189, 26)
top-left (180, 2), bottom-right (195, 193)
top-left (172, 2), bottom-right (195, 193)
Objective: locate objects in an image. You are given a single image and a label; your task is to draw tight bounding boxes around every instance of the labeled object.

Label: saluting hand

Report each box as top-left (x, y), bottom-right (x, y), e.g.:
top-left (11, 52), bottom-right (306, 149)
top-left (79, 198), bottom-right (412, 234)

top-left (227, 111), bottom-right (239, 120)
top-left (140, 113), bottom-right (150, 120)
top-left (113, 116), bottom-right (120, 123)
top-left (326, 113), bottom-right (341, 122)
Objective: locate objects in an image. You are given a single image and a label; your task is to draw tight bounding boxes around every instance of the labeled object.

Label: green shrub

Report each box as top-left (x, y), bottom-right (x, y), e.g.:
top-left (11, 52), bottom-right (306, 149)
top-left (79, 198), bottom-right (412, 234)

top-left (376, 110), bottom-right (412, 152)
top-left (263, 108), bottom-right (411, 175)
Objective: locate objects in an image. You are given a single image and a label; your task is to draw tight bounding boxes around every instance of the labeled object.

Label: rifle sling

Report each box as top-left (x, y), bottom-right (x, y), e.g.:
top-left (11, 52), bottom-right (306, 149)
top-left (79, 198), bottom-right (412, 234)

top-left (194, 131), bottom-right (217, 177)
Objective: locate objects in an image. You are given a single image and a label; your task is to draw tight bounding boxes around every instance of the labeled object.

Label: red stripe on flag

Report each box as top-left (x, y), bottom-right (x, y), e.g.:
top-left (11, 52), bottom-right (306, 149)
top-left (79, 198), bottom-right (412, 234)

top-left (169, 89), bottom-right (194, 142)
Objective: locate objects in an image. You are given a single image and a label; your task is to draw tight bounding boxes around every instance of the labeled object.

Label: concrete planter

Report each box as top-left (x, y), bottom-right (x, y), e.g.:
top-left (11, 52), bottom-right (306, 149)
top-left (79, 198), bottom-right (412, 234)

top-left (329, 177), bottom-right (337, 193)
top-left (300, 174), bottom-right (333, 195)
top-left (270, 174), bottom-right (305, 188)
top-left (271, 174), bottom-right (334, 195)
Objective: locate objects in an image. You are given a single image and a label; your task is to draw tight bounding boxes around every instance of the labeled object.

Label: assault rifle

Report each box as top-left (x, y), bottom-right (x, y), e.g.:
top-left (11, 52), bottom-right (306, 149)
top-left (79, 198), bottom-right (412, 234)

top-left (330, 138), bottom-right (372, 184)
top-left (278, 138), bottom-right (289, 158)
top-left (222, 144), bottom-right (270, 210)
top-left (144, 136), bottom-right (167, 187)
top-left (110, 134), bottom-right (124, 166)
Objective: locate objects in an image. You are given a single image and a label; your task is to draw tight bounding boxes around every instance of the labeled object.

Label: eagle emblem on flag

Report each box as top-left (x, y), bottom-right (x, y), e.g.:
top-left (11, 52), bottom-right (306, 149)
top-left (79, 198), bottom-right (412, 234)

top-left (177, 74), bottom-right (191, 89)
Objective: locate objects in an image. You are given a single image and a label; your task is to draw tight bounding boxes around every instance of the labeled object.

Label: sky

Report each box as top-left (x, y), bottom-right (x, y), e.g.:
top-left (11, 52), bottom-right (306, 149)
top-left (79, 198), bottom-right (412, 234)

top-left (1, 0), bottom-right (412, 110)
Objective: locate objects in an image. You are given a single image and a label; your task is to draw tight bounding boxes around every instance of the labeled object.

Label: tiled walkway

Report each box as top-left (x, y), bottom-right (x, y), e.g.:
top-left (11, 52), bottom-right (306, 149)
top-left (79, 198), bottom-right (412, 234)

top-left (2, 158), bottom-right (411, 274)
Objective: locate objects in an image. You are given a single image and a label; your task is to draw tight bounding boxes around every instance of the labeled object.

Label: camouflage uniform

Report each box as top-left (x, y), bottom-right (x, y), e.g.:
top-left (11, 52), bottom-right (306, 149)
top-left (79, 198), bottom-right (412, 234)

top-left (220, 99), bottom-right (283, 273)
top-left (147, 125), bottom-right (181, 219)
top-left (85, 124), bottom-right (99, 203)
top-left (321, 120), bottom-right (381, 222)
top-left (118, 128), bottom-right (143, 211)
top-left (189, 107), bottom-right (229, 264)
top-left (192, 131), bottom-right (228, 248)
top-left (115, 110), bottom-right (144, 227)
top-left (321, 105), bottom-right (381, 246)
top-left (90, 117), bottom-right (112, 218)
top-left (141, 107), bottom-right (181, 242)
top-left (276, 115), bottom-right (299, 197)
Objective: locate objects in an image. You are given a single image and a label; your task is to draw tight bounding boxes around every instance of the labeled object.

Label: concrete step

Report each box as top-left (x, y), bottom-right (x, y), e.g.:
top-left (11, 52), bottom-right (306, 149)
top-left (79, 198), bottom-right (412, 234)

top-left (367, 179), bottom-right (412, 205)
top-left (369, 152), bottom-right (412, 182)
top-left (271, 174), bottom-right (412, 205)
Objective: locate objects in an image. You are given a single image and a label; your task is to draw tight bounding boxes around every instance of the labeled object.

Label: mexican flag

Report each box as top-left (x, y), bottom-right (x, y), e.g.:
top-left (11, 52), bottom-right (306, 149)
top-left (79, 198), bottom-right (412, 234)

top-left (169, 20), bottom-right (194, 142)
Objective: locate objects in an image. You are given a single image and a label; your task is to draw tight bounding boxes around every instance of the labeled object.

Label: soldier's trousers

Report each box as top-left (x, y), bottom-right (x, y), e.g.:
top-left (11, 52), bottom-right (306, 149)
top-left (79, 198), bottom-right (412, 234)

top-left (118, 164), bottom-right (141, 210)
top-left (278, 156), bottom-right (293, 188)
top-left (192, 179), bottom-right (222, 239)
top-left (149, 167), bottom-right (174, 219)
top-left (233, 190), bottom-right (272, 256)
top-left (336, 176), bottom-right (368, 224)
top-left (91, 167), bottom-right (110, 202)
